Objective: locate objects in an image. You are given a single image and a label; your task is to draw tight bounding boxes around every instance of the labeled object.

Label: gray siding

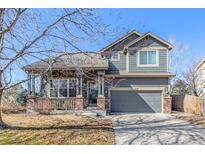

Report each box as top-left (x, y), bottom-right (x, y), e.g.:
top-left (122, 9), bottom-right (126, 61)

top-left (106, 78), bottom-right (169, 95)
top-left (104, 32), bottom-right (140, 51)
top-left (108, 53), bottom-right (126, 73)
top-left (112, 78), bottom-right (168, 88)
top-left (106, 36), bottom-right (169, 74)
top-left (129, 50), bottom-right (167, 72)
top-left (129, 37), bottom-right (168, 49)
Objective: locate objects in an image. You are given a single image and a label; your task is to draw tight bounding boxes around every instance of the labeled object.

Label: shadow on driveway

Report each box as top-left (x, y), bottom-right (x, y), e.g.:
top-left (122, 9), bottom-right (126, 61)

top-left (109, 114), bottom-right (205, 145)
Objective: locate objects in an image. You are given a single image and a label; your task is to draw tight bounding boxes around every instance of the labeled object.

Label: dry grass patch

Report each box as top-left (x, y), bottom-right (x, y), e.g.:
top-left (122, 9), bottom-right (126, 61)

top-left (172, 112), bottom-right (205, 127)
top-left (0, 114), bottom-right (114, 145)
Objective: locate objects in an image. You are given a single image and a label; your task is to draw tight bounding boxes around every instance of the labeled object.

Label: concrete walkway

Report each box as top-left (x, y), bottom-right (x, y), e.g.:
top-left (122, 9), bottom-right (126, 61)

top-left (110, 114), bottom-right (205, 145)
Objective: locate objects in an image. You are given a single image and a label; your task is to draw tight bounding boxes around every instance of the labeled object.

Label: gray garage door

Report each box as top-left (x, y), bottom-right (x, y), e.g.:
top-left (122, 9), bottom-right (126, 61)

top-left (111, 91), bottom-right (162, 113)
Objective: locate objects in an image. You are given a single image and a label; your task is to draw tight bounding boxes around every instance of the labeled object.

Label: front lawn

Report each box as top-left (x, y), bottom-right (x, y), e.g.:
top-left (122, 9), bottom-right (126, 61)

top-left (0, 114), bottom-right (114, 145)
top-left (172, 111), bottom-right (205, 127)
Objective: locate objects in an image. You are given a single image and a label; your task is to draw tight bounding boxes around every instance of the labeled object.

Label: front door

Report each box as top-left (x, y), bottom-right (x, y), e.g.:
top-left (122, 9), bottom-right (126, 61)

top-left (88, 81), bottom-right (98, 106)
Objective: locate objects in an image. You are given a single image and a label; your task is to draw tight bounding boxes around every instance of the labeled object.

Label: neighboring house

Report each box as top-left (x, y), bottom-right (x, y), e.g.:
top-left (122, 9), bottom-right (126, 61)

top-left (24, 30), bottom-right (174, 115)
top-left (195, 58), bottom-right (205, 98)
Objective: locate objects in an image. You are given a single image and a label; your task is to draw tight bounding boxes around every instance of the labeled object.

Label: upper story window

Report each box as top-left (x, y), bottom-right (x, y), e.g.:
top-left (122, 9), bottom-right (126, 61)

top-left (138, 50), bottom-right (159, 67)
top-left (111, 52), bottom-right (120, 61)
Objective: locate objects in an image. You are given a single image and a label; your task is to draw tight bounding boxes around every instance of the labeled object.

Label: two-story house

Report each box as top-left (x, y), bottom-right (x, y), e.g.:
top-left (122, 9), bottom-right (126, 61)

top-left (195, 58), bottom-right (205, 98)
top-left (24, 30), bottom-right (174, 115)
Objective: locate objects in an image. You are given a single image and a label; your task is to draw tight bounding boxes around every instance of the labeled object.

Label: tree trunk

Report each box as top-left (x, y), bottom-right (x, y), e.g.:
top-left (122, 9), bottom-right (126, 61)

top-left (0, 71), bottom-right (6, 128)
top-left (0, 9), bottom-right (5, 128)
top-left (0, 89), bottom-right (6, 128)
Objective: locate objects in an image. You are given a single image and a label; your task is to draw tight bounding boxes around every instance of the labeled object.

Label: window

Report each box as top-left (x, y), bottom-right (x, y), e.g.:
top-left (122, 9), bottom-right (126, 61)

top-left (111, 52), bottom-right (120, 61)
top-left (49, 79), bottom-right (77, 98)
top-left (50, 80), bottom-right (58, 97)
top-left (69, 79), bottom-right (77, 97)
top-left (138, 50), bottom-right (158, 66)
top-left (59, 80), bottom-right (68, 97)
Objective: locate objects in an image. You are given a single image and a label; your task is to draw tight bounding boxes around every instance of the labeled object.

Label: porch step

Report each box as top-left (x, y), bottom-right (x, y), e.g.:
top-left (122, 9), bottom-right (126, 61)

top-left (79, 110), bottom-right (106, 117)
top-left (86, 106), bottom-right (98, 110)
top-left (80, 112), bottom-right (97, 117)
top-left (88, 104), bottom-right (97, 107)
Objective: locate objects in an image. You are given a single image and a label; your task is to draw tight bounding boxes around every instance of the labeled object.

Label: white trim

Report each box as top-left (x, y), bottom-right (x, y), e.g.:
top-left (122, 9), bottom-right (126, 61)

top-left (48, 78), bottom-right (77, 98)
top-left (67, 79), bottom-right (69, 99)
top-left (126, 51), bottom-right (129, 72)
top-left (129, 46), bottom-right (167, 51)
top-left (105, 71), bottom-right (175, 78)
top-left (137, 49), bottom-right (159, 67)
top-left (125, 32), bottom-right (173, 50)
top-left (49, 79), bottom-right (58, 98)
top-left (110, 52), bottom-right (120, 61)
top-left (47, 79), bottom-right (50, 98)
top-left (131, 86), bottom-right (165, 91)
top-left (58, 79), bottom-right (68, 98)
top-left (101, 31), bottom-right (141, 52)
top-left (167, 49), bottom-right (169, 72)
top-left (161, 92), bottom-right (164, 113)
top-left (109, 87), bottom-right (164, 91)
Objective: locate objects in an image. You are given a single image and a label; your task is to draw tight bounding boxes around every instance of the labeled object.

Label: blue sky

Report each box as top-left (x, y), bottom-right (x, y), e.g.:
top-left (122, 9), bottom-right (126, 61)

top-left (76, 9), bottom-right (205, 67)
top-left (18, 9), bottom-right (205, 87)
top-left (95, 8), bottom-right (205, 56)
top-left (89, 9), bottom-right (205, 77)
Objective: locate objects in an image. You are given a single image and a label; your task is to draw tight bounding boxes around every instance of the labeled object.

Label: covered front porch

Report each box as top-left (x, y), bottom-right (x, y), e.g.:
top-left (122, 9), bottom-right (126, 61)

top-left (23, 52), bottom-right (110, 115)
top-left (26, 69), bottom-right (109, 115)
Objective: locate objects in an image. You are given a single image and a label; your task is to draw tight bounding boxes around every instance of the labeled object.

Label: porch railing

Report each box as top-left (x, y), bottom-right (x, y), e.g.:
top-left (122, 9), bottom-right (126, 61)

top-left (53, 98), bottom-right (75, 110)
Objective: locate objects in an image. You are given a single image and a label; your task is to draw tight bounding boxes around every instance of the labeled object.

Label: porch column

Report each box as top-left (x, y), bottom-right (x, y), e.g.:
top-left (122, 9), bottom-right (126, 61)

top-left (80, 74), bottom-right (83, 96)
top-left (76, 73), bottom-right (83, 96)
top-left (98, 73), bottom-right (101, 96)
top-left (97, 71), bottom-right (105, 97)
top-left (75, 73), bottom-right (85, 110)
top-left (102, 74), bottom-right (105, 96)
top-left (32, 74), bottom-right (35, 95)
top-left (27, 73), bottom-right (36, 113)
top-left (27, 73), bottom-right (31, 95)
top-left (97, 71), bottom-right (107, 111)
top-left (40, 76), bottom-right (44, 97)
top-left (76, 75), bottom-right (79, 95)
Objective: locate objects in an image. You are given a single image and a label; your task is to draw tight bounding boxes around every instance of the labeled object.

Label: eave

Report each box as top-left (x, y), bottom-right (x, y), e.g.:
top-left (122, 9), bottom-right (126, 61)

top-left (124, 32), bottom-right (173, 51)
top-left (105, 72), bottom-right (175, 78)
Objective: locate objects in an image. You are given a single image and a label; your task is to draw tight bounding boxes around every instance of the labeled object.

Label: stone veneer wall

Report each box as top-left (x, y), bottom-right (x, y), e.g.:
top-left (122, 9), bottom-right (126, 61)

top-left (97, 96), bottom-right (110, 111)
top-left (163, 96), bottom-right (172, 114)
top-left (74, 96), bottom-right (86, 110)
top-left (27, 96), bottom-right (77, 114)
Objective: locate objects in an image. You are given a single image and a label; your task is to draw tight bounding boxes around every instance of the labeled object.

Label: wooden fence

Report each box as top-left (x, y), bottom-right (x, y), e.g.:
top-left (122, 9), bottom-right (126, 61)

top-left (172, 95), bottom-right (204, 115)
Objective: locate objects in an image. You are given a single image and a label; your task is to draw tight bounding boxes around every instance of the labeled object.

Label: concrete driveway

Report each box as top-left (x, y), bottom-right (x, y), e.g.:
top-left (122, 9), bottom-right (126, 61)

top-left (110, 114), bottom-right (205, 145)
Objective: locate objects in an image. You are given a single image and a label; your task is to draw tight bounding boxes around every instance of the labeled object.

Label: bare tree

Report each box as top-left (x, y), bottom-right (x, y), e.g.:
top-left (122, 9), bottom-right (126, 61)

top-left (168, 35), bottom-right (190, 80)
top-left (183, 64), bottom-right (205, 98)
top-left (0, 8), bottom-right (106, 127)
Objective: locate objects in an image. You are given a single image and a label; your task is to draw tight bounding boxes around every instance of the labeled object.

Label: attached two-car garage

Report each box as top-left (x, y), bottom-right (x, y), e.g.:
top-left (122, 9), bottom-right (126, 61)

top-left (110, 90), bottom-right (162, 113)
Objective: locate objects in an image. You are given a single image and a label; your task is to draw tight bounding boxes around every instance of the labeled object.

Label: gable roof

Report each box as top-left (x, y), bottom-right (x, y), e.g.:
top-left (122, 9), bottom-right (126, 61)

top-left (124, 32), bottom-right (173, 50)
top-left (100, 30), bottom-right (142, 52)
top-left (24, 52), bottom-right (108, 71)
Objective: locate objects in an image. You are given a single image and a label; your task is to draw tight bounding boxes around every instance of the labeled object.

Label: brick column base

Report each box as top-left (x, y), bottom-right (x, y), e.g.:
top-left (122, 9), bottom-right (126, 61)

top-left (97, 96), bottom-right (107, 111)
top-left (27, 96), bottom-right (54, 114)
top-left (75, 96), bottom-right (85, 110)
top-left (163, 96), bottom-right (172, 114)
top-left (36, 99), bottom-right (53, 114)
top-left (26, 95), bottom-right (37, 113)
